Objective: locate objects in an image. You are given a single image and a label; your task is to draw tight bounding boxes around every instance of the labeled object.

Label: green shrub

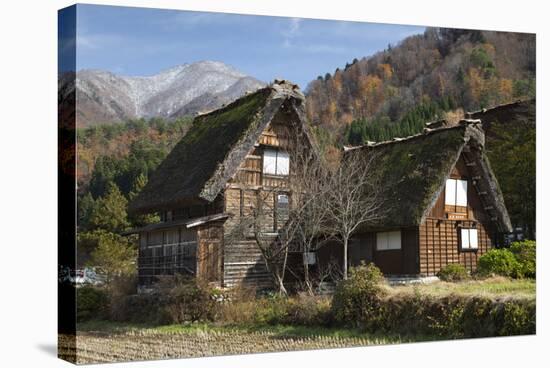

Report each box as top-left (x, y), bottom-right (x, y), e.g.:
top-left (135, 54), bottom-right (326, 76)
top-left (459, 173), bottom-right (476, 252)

top-left (331, 262), bottom-right (386, 328)
top-left (253, 295), bottom-right (290, 325)
top-left (376, 291), bottom-right (427, 335)
top-left (368, 293), bottom-right (535, 338)
top-left (460, 296), bottom-right (496, 337)
top-left (423, 296), bottom-right (467, 338)
top-left (218, 300), bottom-right (257, 325)
top-left (164, 276), bottom-right (217, 323)
top-left (77, 286), bottom-right (109, 322)
top-left (109, 293), bottom-right (171, 324)
top-left (437, 264), bottom-right (470, 282)
top-left (281, 295), bottom-right (333, 326)
top-left (497, 299), bottom-right (536, 336)
top-left (110, 276), bottom-right (218, 324)
top-left (510, 240), bottom-right (536, 278)
top-left (217, 293), bottom-right (332, 327)
top-left (477, 249), bottom-right (521, 278)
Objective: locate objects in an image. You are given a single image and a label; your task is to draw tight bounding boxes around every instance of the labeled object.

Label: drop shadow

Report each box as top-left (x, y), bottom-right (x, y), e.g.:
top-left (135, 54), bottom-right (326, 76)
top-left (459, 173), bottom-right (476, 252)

top-left (36, 343), bottom-right (58, 357)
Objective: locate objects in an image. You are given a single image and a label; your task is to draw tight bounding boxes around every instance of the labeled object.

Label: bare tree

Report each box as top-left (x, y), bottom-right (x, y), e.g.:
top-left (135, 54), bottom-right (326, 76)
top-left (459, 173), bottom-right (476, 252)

top-left (325, 150), bottom-right (385, 279)
top-left (290, 141), bottom-right (333, 294)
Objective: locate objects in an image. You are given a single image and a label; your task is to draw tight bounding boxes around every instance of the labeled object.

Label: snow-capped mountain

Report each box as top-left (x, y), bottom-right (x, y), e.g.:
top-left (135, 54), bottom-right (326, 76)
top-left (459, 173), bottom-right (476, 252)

top-left (66, 61), bottom-right (266, 126)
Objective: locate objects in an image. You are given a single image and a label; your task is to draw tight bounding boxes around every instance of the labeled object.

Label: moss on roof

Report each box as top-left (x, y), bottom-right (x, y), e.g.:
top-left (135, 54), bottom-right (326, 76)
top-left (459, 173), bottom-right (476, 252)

top-left (351, 126), bottom-right (469, 228)
top-left (129, 87), bottom-right (273, 213)
top-left (469, 99), bottom-right (535, 129)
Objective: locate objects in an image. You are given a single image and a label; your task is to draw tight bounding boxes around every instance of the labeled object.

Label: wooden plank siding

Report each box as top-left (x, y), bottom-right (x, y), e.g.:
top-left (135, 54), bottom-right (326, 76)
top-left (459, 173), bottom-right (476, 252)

top-left (258, 122), bottom-right (291, 149)
top-left (233, 152), bottom-right (262, 187)
top-left (418, 155), bottom-right (496, 276)
top-left (220, 121), bottom-right (297, 289)
top-left (223, 239), bottom-right (272, 288)
top-left (348, 228), bottom-right (419, 275)
top-left (196, 223), bottom-right (224, 283)
top-left (418, 219), bottom-right (493, 275)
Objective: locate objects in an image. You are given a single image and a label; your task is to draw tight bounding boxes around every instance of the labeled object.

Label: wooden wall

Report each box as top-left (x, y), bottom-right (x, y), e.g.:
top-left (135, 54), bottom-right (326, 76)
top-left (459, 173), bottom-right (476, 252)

top-left (220, 118), bottom-right (298, 289)
top-left (419, 219), bottom-right (494, 275)
top-left (419, 155), bottom-right (496, 276)
top-left (196, 223), bottom-right (223, 283)
top-left (348, 228), bottom-right (419, 275)
top-left (223, 239), bottom-right (272, 288)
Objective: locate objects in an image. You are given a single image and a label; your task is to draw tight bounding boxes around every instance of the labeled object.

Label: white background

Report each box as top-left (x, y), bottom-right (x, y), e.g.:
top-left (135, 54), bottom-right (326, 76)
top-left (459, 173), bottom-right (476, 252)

top-left (0, 0), bottom-right (547, 366)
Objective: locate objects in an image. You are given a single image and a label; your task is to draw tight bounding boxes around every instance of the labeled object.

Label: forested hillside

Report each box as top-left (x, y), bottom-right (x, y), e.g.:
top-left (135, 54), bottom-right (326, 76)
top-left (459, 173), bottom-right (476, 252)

top-left (77, 117), bottom-right (192, 194)
top-left (305, 28), bottom-right (535, 146)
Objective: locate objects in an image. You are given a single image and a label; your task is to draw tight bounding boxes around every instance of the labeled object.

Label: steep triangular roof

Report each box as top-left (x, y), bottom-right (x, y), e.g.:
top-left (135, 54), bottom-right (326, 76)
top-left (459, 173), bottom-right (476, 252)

top-left (345, 121), bottom-right (512, 232)
top-left (129, 80), bottom-right (311, 214)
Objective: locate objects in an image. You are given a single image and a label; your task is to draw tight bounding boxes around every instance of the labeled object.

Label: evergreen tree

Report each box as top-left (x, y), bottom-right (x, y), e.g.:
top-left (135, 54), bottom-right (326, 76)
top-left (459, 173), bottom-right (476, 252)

top-left (87, 230), bottom-right (137, 283)
top-left (128, 174), bottom-right (160, 227)
top-left (77, 192), bottom-right (96, 230)
top-left (89, 183), bottom-right (130, 233)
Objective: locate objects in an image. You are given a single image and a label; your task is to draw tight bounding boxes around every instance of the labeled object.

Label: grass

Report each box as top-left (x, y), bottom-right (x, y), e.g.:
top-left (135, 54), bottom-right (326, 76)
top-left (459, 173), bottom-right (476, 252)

top-left (387, 276), bottom-right (535, 299)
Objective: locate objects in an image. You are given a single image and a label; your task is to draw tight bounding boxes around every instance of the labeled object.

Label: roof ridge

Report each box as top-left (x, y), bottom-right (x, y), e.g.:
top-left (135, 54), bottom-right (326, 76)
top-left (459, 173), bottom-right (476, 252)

top-left (194, 79), bottom-right (304, 120)
top-left (466, 98), bottom-right (535, 117)
top-left (344, 119), bottom-right (482, 152)
top-left (194, 85), bottom-right (273, 119)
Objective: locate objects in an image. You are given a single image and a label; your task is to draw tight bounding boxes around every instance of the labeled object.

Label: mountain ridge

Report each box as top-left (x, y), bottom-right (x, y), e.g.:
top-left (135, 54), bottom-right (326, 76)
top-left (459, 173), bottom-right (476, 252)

top-left (65, 60), bottom-right (266, 126)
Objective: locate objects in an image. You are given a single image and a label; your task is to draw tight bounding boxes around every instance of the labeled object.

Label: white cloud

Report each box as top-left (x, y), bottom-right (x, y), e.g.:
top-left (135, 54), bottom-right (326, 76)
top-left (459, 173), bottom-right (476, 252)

top-left (281, 17), bottom-right (302, 48)
top-left (76, 34), bottom-right (97, 49)
top-left (288, 17), bottom-right (301, 37)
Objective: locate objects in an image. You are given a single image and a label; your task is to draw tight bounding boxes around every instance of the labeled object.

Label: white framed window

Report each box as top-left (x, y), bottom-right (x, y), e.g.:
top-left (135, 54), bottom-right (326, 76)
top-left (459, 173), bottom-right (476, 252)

top-left (445, 179), bottom-right (468, 207)
top-left (263, 149), bottom-right (290, 176)
top-left (460, 228), bottom-right (479, 250)
top-left (263, 149), bottom-right (277, 174)
top-left (376, 231), bottom-right (401, 251)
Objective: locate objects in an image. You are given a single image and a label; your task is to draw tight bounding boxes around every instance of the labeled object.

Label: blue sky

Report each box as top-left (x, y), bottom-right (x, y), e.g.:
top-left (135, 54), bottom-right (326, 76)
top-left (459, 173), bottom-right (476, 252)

top-left (61, 4), bottom-right (425, 89)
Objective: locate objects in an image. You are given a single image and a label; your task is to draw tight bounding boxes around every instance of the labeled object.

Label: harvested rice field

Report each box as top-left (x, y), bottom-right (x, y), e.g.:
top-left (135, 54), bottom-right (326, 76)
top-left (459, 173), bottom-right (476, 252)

top-left (59, 324), bottom-right (410, 364)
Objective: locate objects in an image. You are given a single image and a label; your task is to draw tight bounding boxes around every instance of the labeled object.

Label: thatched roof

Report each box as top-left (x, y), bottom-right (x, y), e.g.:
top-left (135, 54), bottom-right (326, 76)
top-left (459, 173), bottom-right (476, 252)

top-left (346, 121), bottom-right (512, 232)
top-left (129, 80), bottom-right (310, 214)
top-left (468, 98), bottom-right (535, 128)
top-left (424, 99), bottom-right (535, 131)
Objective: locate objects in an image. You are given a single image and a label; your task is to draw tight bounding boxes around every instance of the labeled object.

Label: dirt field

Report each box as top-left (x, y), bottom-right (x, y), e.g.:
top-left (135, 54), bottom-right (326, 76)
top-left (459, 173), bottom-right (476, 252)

top-left (59, 327), bottom-right (405, 364)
